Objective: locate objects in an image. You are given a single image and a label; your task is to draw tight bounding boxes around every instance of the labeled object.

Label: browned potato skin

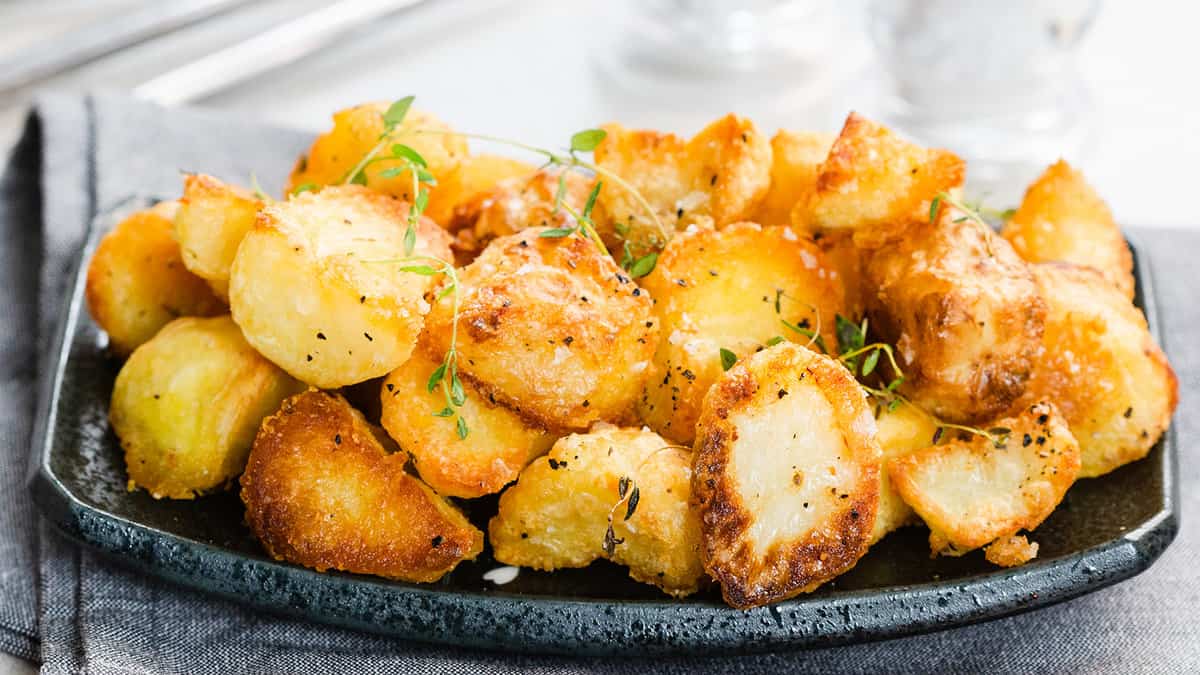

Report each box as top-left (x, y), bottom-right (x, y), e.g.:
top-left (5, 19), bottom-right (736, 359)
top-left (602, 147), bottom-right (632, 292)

top-left (174, 174), bottom-right (262, 299)
top-left (1014, 263), bottom-right (1177, 477)
top-left (693, 343), bottom-right (880, 608)
top-left (111, 316), bottom-right (302, 499)
top-left (422, 154), bottom-right (537, 229)
top-left (637, 222), bottom-right (846, 444)
top-left (421, 229), bottom-right (658, 432)
top-left (285, 103), bottom-right (467, 197)
top-left (1002, 160), bottom-right (1133, 298)
top-left (751, 130), bottom-right (835, 227)
top-left (241, 389), bottom-right (483, 583)
top-left (795, 112), bottom-right (964, 247)
top-left (889, 402), bottom-right (1080, 558)
top-left (380, 349), bottom-right (556, 498)
top-left (592, 114), bottom-right (772, 251)
top-left (863, 209), bottom-right (1045, 423)
top-left (85, 202), bottom-right (225, 356)
top-left (489, 425), bottom-right (704, 597)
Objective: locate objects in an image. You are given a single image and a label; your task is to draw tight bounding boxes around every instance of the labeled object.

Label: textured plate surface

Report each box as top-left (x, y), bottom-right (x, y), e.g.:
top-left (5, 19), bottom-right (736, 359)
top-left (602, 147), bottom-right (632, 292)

top-left (29, 197), bottom-right (1179, 656)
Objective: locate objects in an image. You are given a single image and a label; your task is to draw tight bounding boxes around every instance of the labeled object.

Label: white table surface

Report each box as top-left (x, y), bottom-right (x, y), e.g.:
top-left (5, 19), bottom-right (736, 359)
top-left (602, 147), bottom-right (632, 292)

top-left (0, 1), bottom-right (1196, 671)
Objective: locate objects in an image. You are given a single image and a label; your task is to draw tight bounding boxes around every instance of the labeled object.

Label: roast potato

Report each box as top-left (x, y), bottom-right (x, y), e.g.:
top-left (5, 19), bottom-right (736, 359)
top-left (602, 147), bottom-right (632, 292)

top-left (380, 349), bottom-right (556, 498)
top-left (110, 316), bottom-right (302, 499)
top-left (489, 425), bottom-right (704, 597)
top-left (692, 343), bottom-right (880, 608)
top-left (889, 401), bottom-right (1080, 559)
top-left (984, 534), bottom-right (1039, 568)
top-left (870, 402), bottom-right (941, 545)
top-left (241, 389), bottom-right (483, 582)
top-left (421, 228), bottom-right (658, 431)
top-left (229, 185), bottom-right (453, 388)
top-left (794, 112), bottom-right (964, 246)
top-left (592, 114), bottom-right (771, 252)
top-left (285, 102), bottom-right (466, 197)
top-left (1017, 263), bottom-right (1177, 477)
top-left (174, 173), bottom-right (263, 299)
top-left (422, 153), bottom-right (537, 229)
top-left (85, 202), bottom-right (225, 356)
top-left (1002, 160), bottom-right (1133, 298)
top-left (863, 207), bottom-right (1045, 423)
top-left (637, 222), bottom-right (846, 443)
top-left (752, 130), bottom-right (834, 228)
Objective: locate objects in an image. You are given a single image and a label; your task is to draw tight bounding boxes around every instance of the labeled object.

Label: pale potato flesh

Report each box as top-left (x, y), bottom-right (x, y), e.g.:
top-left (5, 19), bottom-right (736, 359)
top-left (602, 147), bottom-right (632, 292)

top-left (174, 173), bottom-right (262, 299)
top-left (870, 402), bottom-right (941, 545)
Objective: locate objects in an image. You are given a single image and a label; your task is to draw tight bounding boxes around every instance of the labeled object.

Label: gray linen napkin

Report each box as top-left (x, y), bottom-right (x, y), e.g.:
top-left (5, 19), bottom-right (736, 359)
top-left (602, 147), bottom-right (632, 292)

top-left (1, 93), bottom-right (1197, 674)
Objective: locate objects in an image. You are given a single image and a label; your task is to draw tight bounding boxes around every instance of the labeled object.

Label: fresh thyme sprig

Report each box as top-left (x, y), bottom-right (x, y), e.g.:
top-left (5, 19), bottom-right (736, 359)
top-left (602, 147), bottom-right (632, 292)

top-left (602, 444), bottom-right (690, 556)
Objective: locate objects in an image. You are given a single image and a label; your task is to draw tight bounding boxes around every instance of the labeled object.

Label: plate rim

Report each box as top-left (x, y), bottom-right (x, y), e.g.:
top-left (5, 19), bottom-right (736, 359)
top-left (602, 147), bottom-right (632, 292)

top-left (27, 195), bottom-right (1181, 656)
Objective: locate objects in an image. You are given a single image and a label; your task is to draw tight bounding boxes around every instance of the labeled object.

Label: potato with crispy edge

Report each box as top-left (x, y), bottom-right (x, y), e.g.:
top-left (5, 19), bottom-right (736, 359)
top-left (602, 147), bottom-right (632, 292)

top-left (111, 316), bottom-right (302, 499)
top-left (1016, 263), bottom-right (1177, 477)
top-left (637, 222), bottom-right (846, 444)
top-left (174, 173), bottom-right (262, 299)
top-left (380, 350), bottom-right (556, 498)
top-left (592, 114), bottom-right (771, 251)
top-left (241, 389), bottom-right (482, 582)
top-left (863, 207), bottom-right (1045, 423)
top-left (421, 228), bottom-right (658, 431)
top-left (285, 102), bottom-right (466, 197)
top-left (489, 425), bottom-right (703, 597)
top-left (752, 130), bottom-right (834, 228)
top-left (870, 402), bottom-right (941, 545)
top-left (889, 401), bottom-right (1080, 560)
top-left (984, 534), bottom-right (1039, 567)
top-left (1002, 160), bottom-right (1133, 298)
top-left (692, 343), bottom-right (880, 608)
top-left (422, 154), bottom-right (537, 229)
top-left (229, 186), bottom-right (453, 388)
top-left (794, 112), bottom-right (964, 246)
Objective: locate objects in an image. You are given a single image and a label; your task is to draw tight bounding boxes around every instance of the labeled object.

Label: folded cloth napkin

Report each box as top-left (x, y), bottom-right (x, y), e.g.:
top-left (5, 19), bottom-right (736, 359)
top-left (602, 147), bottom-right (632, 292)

top-left (0, 93), bottom-right (1197, 674)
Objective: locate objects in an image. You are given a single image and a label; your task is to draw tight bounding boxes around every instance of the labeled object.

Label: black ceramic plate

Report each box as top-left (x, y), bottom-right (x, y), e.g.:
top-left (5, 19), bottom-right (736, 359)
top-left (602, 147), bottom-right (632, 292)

top-left (29, 197), bottom-right (1179, 656)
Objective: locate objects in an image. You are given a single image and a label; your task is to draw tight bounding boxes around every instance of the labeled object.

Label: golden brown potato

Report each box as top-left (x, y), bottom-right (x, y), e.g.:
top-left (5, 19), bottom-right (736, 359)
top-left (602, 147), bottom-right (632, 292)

top-left (229, 185), bottom-right (453, 388)
top-left (795, 112), bottom-right (964, 246)
top-left (241, 389), bottom-right (483, 583)
top-left (110, 316), bottom-right (302, 499)
top-left (286, 102), bottom-right (467, 197)
top-left (421, 229), bottom-right (658, 431)
top-left (380, 350), bottom-right (556, 498)
top-left (692, 343), bottom-right (880, 608)
top-left (816, 230), bottom-right (867, 320)
top-left (1002, 160), bottom-right (1133, 298)
top-left (637, 222), bottom-right (846, 444)
top-left (489, 425), bottom-right (703, 597)
top-left (752, 130), bottom-right (834, 227)
top-left (174, 173), bottom-right (263, 299)
top-left (1016, 263), bottom-right (1177, 477)
top-left (870, 402), bottom-right (941, 545)
top-left (984, 534), bottom-right (1039, 567)
top-left (863, 209), bottom-right (1045, 423)
top-left (422, 154), bottom-right (537, 229)
top-left (592, 114), bottom-right (771, 251)
top-left (85, 202), bottom-right (225, 356)
top-left (889, 401), bottom-right (1080, 559)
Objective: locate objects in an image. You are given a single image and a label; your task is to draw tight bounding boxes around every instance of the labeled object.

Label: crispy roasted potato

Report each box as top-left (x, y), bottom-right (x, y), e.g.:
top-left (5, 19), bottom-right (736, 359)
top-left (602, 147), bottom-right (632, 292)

top-left (422, 154), bottom-right (537, 229)
top-left (380, 349), bottom-right (556, 498)
top-left (174, 173), bottom-right (263, 299)
top-left (816, 230), bottom-right (867, 319)
top-left (592, 114), bottom-right (771, 251)
top-left (984, 534), bottom-right (1039, 567)
top-left (890, 401), bottom-right (1080, 559)
top-left (286, 102), bottom-right (467, 197)
top-left (870, 402), bottom-right (941, 544)
top-left (421, 229), bottom-right (658, 431)
top-left (692, 343), bottom-right (880, 608)
top-left (637, 222), bottom-right (846, 443)
top-left (1002, 160), bottom-right (1133, 298)
top-left (110, 316), bottom-right (302, 499)
top-left (752, 130), bottom-right (834, 228)
top-left (489, 425), bottom-right (704, 597)
top-left (229, 185), bottom-right (453, 388)
top-left (242, 389), bottom-right (483, 582)
top-left (863, 209), bottom-right (1045, 423)
top-left (85, 202), bottom-right (225, 356)
top-left (795, 112), bottom-right (964, 246)
top-left (1017, 263), bottom-right (1177, 477)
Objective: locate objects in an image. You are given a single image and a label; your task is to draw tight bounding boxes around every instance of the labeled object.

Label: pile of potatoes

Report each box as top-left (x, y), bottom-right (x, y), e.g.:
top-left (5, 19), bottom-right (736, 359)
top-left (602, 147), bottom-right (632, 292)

top-left (86, 102), bottom-right (1176, 608)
